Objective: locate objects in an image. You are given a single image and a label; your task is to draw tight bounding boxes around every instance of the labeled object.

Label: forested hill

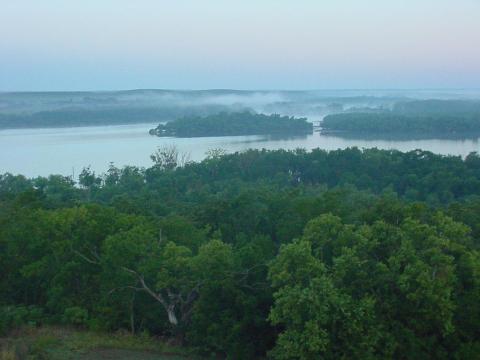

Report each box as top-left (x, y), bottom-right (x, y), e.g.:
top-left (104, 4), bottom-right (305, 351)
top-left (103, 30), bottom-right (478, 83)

top-left (0, 108), bottom-right (191, 129)
top-left (394, 99), bottom-right (480, 114)
top-left (149, 112), bottom-right (313, 137)
top-left (1, 147), bottom-right (480, 358)
top-left (322, 99), bottom-right (480, 134)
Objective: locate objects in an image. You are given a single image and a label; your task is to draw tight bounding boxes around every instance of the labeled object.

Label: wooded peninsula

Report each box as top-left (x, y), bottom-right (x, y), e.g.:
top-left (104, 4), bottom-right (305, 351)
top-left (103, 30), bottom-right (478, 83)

top-left (322, 100), bottom-right (480, 135)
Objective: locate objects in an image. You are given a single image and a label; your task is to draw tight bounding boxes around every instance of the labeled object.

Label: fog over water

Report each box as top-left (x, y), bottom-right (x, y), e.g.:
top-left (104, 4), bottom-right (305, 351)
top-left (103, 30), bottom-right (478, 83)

top-left (1, 122), bottom-right (478, 178)
top-left (1, 89), bottom-right (480, 177)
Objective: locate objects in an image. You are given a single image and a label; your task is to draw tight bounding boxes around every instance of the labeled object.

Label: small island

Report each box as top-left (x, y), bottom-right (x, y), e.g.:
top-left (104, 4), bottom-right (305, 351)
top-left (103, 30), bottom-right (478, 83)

top-left (149, 112), bottom-right (313, 137)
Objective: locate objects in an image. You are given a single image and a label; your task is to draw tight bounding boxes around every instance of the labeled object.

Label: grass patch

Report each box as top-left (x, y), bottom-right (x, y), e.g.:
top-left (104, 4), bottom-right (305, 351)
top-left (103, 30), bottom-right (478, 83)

top-left (0, 326), bottom-right (195, 360)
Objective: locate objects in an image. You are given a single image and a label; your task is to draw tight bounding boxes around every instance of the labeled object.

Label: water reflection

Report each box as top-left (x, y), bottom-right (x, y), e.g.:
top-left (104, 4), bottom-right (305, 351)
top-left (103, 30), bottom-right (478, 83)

top-left (1, 123), bottom-right (479, 177)
top-left (237, 133), bottom-right (310, 144)
top-left (323, 131), bottom-right (480, 141)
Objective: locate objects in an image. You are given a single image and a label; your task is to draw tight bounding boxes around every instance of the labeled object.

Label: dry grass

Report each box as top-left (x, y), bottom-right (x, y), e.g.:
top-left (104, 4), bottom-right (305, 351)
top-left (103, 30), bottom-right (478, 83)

top-left (0, 348), bottom-right (17, 360)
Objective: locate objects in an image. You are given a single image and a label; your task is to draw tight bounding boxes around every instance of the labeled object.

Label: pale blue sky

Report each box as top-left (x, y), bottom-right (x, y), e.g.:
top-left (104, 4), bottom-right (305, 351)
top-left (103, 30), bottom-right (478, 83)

top-left (1, 0), bottom-right (479, 91)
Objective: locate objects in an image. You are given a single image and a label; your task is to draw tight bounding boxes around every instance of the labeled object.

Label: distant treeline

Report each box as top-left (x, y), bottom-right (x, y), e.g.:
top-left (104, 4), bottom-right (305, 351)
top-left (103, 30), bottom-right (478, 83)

top-left (322, 100), bottom-right (480, 134)
top-left (394, 99), bottom-right (480, 114)
top-left (0, 105), bottom-right (243, 129)
top-left (149, 112), bottom-right (313, 137)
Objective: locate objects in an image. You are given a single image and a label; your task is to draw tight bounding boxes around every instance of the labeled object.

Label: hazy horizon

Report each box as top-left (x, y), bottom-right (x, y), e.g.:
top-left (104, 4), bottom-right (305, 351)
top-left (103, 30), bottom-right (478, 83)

top-left (2, 0), bottom-right (480, 91)
top-left (2, 87), bottom-right (480, 93)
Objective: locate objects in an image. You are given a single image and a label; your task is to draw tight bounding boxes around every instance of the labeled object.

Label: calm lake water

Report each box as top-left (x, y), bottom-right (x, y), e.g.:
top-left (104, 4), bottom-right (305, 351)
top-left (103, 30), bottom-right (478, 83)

top-left (1, 123), bottom-right (479, 178)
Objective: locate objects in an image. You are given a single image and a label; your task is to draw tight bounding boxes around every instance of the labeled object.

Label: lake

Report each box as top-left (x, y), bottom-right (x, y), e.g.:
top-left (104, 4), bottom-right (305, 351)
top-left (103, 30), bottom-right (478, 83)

top-left (1, 123), bottom-right (479, 178)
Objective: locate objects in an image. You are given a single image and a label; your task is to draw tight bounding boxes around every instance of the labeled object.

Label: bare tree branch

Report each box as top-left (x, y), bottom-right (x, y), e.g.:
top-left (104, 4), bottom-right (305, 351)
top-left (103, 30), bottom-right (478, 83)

top-left (120, 266), bottom-right (169, 309)
top-left (73, 249), bottom-right (100, 265)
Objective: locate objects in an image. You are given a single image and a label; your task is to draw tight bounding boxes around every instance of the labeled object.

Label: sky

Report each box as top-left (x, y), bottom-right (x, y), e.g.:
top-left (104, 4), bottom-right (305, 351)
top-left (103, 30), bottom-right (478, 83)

top-left (1, 0), bottom-right (479, 91)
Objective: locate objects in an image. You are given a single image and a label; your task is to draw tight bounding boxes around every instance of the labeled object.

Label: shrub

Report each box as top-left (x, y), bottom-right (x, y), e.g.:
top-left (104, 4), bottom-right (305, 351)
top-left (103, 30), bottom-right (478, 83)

top-left (0, 305), bottom-right (45, 335)
top-left (62, 307), bottom-right (89, 327)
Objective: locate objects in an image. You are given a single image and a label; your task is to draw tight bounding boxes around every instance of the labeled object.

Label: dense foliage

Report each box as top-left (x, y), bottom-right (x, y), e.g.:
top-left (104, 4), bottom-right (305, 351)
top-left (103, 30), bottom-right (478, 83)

top-left (322, 100), bottom-right (480, 134)
top-left (1, 147), bottom-right (480, 359)
top-left (149, 112), bottom-right (313, 137)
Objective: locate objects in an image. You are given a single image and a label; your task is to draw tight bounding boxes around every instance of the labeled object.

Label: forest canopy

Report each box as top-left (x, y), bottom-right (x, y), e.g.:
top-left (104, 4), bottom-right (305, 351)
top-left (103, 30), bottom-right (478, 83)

top-left (1, 147), bottom-right (480, 359)
top-left (149, 112), bottom-right (313, 137)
